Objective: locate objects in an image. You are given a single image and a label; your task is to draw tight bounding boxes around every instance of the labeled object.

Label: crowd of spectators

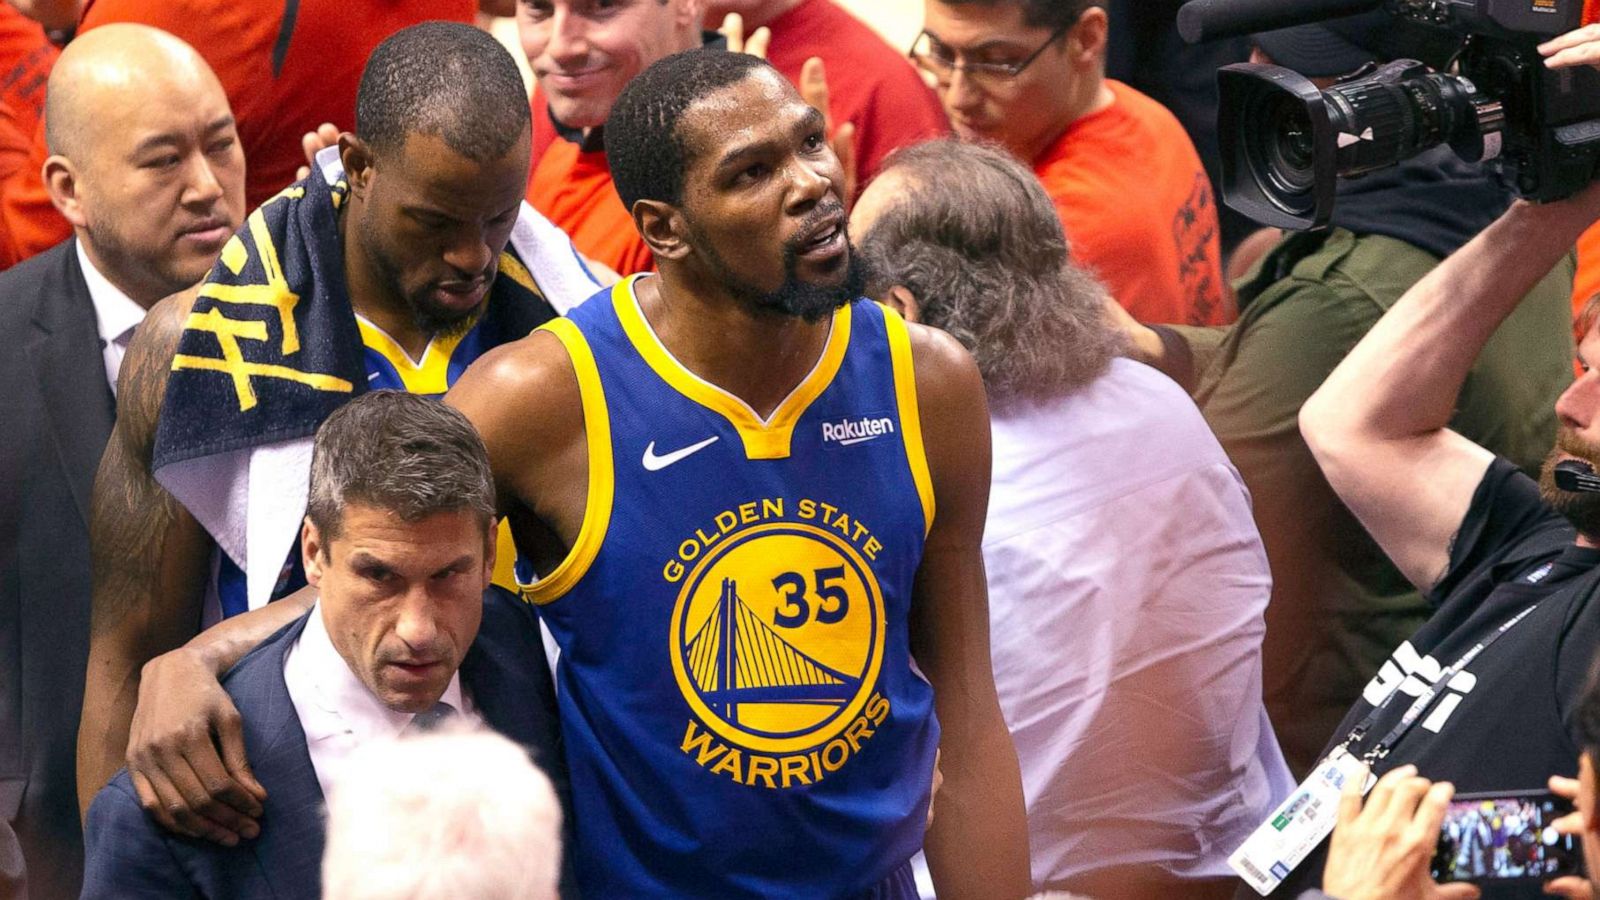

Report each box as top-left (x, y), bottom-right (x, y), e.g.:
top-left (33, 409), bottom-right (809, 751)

top-left (6, 1), bottom-right (1600, 899)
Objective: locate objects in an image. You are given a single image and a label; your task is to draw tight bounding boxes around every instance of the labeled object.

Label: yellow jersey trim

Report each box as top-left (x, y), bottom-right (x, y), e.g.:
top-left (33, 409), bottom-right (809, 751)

top-left (520, 317), bottom-right (614, 605)
top-left (491, 520), bottom-right (520, 593)
top-left (354, 314), bottom-right (477, 396)
top-left (883, 306), bottom-right (935, 536)
top-left (611, 274), bottom-right (852, 460)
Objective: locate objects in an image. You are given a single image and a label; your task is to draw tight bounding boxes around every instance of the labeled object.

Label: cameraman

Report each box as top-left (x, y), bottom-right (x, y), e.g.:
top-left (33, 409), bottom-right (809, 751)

top-left (1253, 29), bottom-right (1600, 897)
top-left (1119, 11), bottom-right (1577, 776)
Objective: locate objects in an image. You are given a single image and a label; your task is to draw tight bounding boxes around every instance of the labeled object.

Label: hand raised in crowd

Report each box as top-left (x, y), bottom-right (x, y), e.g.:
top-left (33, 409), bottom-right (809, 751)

top-left (1540, 25), bottom-right (1600, 70)
top-left (295, 121), bottom-right (341, 182)
top-left (1543, 775), bottom-right (1595, 900)
top-left (718, 12), bottom-right (770, 60)
top-left (1322, 765), bottom-right (1480, 900)
top-left (123, 646), bottom-right (265, 846)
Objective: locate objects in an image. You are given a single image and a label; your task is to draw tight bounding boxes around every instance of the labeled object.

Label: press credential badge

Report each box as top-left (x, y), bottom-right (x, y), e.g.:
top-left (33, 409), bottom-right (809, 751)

top-left (1229, 746), bottom-right (1375, 895)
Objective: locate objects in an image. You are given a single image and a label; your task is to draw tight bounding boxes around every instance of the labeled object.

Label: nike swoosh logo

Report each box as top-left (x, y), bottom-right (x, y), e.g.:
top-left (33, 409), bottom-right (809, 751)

top-left (838, 435), bottom-right (880, 446)
top-left (642, 436), bottom-right (720, 471)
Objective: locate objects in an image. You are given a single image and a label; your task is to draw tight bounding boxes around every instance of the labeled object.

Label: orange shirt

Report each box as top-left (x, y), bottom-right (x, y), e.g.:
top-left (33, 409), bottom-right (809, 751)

top-left (528, 123), bottom-right (654, 277)
top-left (0, 5), bottom-right (55, 141)
top-left (1035, 79), bottom-right (1231, 326)
top-left (1, 0), bottom-right (474, 269)
top-left (1574, 221), bottom-right (1600, 337)
top-left (0, 5), bottom-right (57, 268)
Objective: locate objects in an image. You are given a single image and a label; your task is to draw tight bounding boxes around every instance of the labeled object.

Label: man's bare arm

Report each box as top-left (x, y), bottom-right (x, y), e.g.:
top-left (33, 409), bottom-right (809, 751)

top-left (905, 323), bottom-right (1030, 899)
top-left (78, 290), bottom-right (209, 813)
top-left (78, 287), bottom-right (282, 844)
top-left (1300, 183), bottom-right (1600, 590)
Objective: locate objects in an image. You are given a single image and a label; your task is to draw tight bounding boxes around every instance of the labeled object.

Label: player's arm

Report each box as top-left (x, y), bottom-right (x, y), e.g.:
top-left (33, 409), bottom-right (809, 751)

top-left (904, 323), bottom-right (1030, 900)
top-left (78, 288), bottom-right (273, 843)
top-left (1299, 183), bottom-right (1600, 591)
top-left (446, 330), bottom-right (588, 575)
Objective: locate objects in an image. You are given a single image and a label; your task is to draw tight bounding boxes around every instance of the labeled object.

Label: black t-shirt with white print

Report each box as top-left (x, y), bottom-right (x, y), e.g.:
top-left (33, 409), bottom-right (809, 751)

top-left (1268, 458), bottom-right (1600, 899)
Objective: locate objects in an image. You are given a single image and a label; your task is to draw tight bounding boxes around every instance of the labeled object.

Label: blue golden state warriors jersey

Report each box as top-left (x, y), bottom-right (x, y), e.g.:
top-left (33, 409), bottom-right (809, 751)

top-left (211, 313), bottom-right (508, 619)
top-left (524, 275), bottom-right (941, 897)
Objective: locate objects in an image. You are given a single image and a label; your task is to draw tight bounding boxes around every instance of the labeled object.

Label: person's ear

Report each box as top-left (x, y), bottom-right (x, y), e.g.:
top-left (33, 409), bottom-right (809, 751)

top-left (302, 518), bottom-right (326, 587)
top-left (42, 155), bottom-right (87, 228)
top-left (884, 284), bottom-right (921, 323)
top-left (339, 133), bottom-right (374, 198)
top-left (635, 200), bottom-right (691, 261)
top-left (1071, 6), bottom-right (1109, 67)
top-left (484, 519), bottom-right (500, 583)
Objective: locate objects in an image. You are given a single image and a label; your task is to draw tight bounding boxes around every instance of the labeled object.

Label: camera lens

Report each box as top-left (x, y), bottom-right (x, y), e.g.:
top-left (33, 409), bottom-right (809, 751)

top-left (1244, 92), bottom-right (1318, 206)
top-left (1266, 98), bottom-right (1318, 193)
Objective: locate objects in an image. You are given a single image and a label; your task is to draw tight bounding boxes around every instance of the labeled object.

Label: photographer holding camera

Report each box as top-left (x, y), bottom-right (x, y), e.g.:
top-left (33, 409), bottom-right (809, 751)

top-left (1118, 9), bottom-right (1577, 777)
top-left (1226, 21), bottom-right (1600, 896)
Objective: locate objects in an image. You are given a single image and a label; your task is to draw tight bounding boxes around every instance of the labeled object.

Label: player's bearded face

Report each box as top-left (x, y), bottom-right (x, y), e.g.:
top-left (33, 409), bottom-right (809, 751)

top-left (688, 200), bottom-right (873, 323)
top-left (1539, 427), bottom-right (1600, 537)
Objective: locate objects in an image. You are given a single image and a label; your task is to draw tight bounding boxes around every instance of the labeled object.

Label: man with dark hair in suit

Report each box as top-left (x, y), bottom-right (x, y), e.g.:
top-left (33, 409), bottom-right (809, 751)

top-left (80, 390), bottom-right (570, 899)
top-left (0, 24), bottom-right (244, 899)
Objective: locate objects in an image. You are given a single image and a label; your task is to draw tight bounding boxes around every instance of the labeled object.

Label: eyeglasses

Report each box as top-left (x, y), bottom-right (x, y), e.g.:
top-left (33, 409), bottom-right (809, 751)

top-left (908, 19), bottom-right (1077, 88)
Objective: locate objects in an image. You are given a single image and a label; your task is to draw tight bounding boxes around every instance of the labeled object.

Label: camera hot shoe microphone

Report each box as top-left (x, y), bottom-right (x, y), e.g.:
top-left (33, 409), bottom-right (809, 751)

top-left (1554, 460), bottom-right (1600, 493)
top-left (1177, 0), bottom-right (1383, 44)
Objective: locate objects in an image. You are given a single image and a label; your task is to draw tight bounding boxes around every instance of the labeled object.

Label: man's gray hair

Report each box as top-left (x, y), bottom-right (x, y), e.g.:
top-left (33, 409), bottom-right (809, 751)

top-left (857, 139), bottom-right (1124, 408)
top-left (321, 727), bottom-right (562, 900)
top-left (306, 391), bottom-right (495, 540)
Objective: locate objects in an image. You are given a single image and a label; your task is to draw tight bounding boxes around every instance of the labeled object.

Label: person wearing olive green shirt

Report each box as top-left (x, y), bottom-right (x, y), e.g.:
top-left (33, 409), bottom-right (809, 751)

top-left (1120, 143), bottom-right (1575, 775)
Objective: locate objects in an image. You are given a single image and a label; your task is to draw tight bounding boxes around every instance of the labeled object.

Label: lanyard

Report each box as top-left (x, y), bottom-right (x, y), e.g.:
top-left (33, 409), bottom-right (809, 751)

top-left (1341, 602), bottom-right (1541, 764)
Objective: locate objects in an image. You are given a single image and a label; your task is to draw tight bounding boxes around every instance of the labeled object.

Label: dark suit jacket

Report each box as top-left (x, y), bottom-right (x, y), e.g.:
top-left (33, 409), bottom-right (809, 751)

top-left (80, 587), bottom-right (573, 899)
top-left (0, 239), bottom-right (113, 900)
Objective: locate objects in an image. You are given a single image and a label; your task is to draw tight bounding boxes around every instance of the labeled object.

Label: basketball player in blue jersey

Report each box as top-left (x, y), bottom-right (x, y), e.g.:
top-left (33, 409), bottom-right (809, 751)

top-left (114, 48), bottom-right (1028, 897)
top-left (76, 23), bottom-right (596, 840)
top-left (444, 49), bottom-right (1029, 898)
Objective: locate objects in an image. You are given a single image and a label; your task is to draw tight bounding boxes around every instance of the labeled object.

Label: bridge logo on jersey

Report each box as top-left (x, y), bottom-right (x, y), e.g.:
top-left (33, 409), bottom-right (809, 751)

top-left (667, 508), bottom-right (891, 789)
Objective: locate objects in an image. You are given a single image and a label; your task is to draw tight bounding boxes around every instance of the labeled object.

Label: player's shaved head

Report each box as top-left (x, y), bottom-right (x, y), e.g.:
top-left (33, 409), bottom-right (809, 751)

top-left (45, 24), bottom-right (220, 160)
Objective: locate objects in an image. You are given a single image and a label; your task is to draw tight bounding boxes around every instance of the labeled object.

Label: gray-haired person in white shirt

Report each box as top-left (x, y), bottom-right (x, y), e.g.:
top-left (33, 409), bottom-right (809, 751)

top-left (852, 138), bottom-right (1294, 900)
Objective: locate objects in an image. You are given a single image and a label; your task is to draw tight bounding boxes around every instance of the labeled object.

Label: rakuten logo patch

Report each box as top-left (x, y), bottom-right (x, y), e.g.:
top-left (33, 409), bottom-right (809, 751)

top-left (821, 416), bottom-right (896, 446)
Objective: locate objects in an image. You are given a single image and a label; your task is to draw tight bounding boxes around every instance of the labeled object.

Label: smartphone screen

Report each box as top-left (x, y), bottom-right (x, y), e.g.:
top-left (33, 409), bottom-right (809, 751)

top-left (1430, 791), bottom-right (1583, 883)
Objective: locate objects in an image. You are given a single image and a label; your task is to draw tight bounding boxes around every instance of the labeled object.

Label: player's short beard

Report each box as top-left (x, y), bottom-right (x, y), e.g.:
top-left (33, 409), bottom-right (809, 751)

top-left (360, 212), bottom-right (487, 338)
top-left (1539, 428), bottom-right (1600, 538)
top-left (690, 209), bottom-right (873, 323)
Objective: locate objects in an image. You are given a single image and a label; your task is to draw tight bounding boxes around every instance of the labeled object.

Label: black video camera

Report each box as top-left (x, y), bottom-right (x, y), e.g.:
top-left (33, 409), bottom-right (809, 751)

top-left (1178, 0), bottom-right (1600, 230)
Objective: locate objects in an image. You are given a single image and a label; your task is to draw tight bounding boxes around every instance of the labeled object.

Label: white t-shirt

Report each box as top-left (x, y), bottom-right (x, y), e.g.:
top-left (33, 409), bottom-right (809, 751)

top-left (917, 358), bottom-right (1293, 892)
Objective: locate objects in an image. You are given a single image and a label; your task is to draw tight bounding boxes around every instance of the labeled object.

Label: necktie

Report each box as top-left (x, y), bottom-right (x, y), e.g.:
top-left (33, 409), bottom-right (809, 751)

top-left (407, 701), bottom-right (458, 734)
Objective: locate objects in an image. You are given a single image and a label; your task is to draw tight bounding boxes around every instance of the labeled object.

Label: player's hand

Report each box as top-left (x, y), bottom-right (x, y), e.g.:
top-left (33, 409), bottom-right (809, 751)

top-left (125, 646), bottom-right (266, 846)
top-left (798, 57), bottom-right (857, 206)
top-left (294, 122), bottom-right (341, 182)
top-left (1543, 776), bottom-right (1594, 899)
top-left (1540, 25), bottom-right (1600, 70)
top-left (718, 13), bottom-right (770, 60)
top-left (1322, 765), bottom-right (1481, 900)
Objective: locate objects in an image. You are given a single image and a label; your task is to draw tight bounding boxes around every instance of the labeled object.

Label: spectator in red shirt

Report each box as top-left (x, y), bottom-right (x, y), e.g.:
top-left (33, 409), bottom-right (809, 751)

top-left (1, 0), bottom-right (485, 270)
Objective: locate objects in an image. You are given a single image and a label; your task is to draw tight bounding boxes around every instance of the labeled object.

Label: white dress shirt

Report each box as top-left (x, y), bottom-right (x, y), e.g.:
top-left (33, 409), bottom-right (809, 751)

top-left (915, 359), bottom-right (1294, 894)
top-left (75, 241), bottom-right (145, 394)
top-left (283, 602), bottom-right (478, 800)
